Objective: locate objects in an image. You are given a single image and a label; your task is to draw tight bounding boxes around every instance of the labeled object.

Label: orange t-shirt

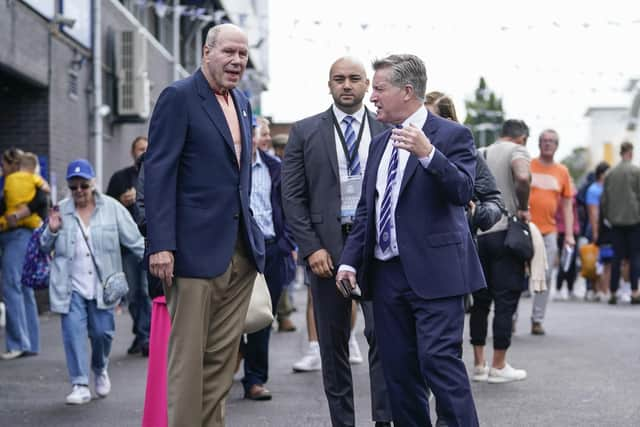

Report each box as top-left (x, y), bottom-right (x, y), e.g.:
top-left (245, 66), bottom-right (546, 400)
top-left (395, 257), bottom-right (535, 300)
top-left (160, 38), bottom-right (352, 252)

top-left (529, 158), bottom-right (573, 235)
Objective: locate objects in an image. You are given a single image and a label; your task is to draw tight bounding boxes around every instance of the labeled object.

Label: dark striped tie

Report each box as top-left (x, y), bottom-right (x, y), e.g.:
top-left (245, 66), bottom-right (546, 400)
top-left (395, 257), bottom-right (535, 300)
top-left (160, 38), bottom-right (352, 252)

top-left (342, 116), bottom-right (361, 175)
top-left (378, 134), bottom-right (399, 252)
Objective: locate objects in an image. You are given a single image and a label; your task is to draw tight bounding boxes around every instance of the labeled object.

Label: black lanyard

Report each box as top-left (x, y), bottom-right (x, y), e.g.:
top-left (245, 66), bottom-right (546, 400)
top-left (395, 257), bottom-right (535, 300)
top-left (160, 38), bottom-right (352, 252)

top-left (331, 108), bottom-right (367, 176)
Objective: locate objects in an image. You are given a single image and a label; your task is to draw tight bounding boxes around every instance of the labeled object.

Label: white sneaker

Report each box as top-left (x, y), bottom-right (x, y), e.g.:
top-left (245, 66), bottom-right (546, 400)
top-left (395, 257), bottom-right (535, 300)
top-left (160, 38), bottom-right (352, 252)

top-left (292, 343), bottom-right (321, 372)
top-left (488, 363), bottom-right (527, 384)
top-left (0, 350), bottom-right (24, 360)
top-left (348, 335), bottom-right (363, 365)
top-left (66, 385), bottom-right (91, 405)
top-left (95, 370), bottom-right (111, 397)
top-left (554, 288), bottom-right (568, 301)
top-left (471, 363), bottom-right (489, 382)
top-left (0, 302), bottom-right (5, 328)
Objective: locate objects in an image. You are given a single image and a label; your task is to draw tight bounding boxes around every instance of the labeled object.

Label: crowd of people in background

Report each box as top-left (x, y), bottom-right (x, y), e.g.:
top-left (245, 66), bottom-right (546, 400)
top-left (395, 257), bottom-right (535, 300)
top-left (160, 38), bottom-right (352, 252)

top-left (2, 22), bottom-right (640, 427)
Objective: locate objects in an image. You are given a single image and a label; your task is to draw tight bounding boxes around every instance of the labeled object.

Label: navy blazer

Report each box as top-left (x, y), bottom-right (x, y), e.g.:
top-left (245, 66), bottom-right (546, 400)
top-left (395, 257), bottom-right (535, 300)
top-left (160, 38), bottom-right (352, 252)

top-left (340, 113), bottom-right (486, 300)
top-left (260, 150), bottom-right (296, 254)
top-left (260, 150), bottom-right (297, 283)
top-left (145, 69), bottom-right (265, 278)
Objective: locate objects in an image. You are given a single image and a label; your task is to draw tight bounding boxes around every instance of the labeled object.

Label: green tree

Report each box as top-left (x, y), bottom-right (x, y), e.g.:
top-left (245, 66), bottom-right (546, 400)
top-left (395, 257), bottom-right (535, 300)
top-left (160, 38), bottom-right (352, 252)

top-left (464, 77), bottom-right (505, 147)
top-left (561, 147), bottom-right (590, 183)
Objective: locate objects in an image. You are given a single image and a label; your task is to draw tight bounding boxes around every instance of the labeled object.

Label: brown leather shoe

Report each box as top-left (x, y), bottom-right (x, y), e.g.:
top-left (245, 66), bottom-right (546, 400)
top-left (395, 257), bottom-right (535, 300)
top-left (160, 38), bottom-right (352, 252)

top-left (531, 322), bottom-right (545, 335)
top-left (244, 384), bottom-right (272, 401)
top-left (278, 317), bottom-right (296, 332)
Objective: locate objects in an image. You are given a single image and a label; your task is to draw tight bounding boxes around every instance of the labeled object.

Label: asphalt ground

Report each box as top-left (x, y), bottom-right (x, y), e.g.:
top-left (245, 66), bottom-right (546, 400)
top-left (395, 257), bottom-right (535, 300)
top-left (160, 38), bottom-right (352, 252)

top-left (1, 281), bottom-right (639, 426)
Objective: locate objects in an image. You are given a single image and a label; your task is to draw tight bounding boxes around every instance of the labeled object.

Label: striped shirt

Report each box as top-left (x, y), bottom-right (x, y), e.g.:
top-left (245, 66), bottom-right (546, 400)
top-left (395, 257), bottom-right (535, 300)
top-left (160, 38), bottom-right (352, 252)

top-left (250, 151), bottom-right (276, 239)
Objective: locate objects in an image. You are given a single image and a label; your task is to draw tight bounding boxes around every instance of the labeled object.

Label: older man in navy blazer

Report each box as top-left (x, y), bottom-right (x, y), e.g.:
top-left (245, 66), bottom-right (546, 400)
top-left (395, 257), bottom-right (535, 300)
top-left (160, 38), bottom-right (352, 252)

top-left (145, 24), bottom-right (264, 427)
top-left (337, 54), bottom-right (485, 427)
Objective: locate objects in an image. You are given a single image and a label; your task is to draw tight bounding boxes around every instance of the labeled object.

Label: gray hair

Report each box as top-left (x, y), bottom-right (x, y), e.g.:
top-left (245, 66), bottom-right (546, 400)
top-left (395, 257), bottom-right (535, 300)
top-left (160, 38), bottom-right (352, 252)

top-left (372, 54), bottom-right (427, 102)
top-left (205, 23), bottom-right (244, 47)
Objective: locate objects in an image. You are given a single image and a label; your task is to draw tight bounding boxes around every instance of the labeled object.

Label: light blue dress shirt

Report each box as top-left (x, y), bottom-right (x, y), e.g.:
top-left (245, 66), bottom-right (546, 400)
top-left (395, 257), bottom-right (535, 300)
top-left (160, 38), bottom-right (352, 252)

top-left (250, 150), bottom-right (276, 239)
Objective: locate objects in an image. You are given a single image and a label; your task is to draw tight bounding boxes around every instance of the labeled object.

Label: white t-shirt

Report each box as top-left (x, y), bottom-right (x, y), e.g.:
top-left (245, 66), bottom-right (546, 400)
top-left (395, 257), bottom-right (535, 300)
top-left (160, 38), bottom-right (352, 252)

top-left (71, 222), bottom-right (100, 300)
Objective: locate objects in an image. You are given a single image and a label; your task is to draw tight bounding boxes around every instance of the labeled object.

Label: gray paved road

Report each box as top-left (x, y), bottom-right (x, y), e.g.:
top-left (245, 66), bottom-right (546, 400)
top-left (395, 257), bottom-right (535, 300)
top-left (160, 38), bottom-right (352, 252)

top-left (1, 285), bottom-right (639, 426)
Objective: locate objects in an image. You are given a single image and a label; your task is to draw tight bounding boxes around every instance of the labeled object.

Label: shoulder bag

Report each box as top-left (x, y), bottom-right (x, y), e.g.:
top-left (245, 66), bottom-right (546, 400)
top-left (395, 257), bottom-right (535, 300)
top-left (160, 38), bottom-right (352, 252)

top-left (75, 217), bottom-right (129, 306)
top-left (244, 273), bottom-right (273, 334)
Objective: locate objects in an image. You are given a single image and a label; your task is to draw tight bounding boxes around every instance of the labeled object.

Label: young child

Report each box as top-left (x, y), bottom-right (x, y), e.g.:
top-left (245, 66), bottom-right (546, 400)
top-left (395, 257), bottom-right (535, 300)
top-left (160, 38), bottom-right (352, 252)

top-left (0, 152), bottom-right (50, 231)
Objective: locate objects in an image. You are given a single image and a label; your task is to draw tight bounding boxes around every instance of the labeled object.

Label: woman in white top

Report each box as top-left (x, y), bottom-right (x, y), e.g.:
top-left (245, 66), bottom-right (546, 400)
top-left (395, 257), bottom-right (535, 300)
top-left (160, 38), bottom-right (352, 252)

top-left (41, 159), bottom-right (144, 405)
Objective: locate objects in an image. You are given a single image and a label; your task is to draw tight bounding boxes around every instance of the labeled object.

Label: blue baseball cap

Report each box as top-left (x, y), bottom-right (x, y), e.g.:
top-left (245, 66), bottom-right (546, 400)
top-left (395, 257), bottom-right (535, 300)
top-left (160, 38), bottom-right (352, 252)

top-left (66, 159), bottom-right (95, 180)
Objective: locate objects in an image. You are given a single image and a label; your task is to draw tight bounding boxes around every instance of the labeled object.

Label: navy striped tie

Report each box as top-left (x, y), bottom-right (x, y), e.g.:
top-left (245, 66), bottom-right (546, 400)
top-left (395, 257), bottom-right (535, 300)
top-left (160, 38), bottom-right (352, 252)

top-left (342, 116), bottom-right (361, 175)
top-left (378, 136), bottom-right (399, 252)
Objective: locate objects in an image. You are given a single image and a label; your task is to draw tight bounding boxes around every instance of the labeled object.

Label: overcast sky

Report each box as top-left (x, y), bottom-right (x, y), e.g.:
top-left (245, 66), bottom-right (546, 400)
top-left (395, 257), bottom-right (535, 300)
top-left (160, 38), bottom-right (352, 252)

top-left (261, 0), bottom-right (640, 160)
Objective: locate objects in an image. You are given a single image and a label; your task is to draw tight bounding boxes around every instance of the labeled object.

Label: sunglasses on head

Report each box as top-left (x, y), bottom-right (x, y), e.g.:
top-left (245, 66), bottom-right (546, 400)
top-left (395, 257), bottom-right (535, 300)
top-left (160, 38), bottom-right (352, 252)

top-left (68, 183), bottom-right (91, 191)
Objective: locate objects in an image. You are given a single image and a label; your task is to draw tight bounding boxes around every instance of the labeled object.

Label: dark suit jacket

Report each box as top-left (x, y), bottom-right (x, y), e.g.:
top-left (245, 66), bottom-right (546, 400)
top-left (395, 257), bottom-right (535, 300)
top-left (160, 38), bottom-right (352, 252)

top-left (340, 113), bottom-right (486, 300)
top-left (260, 150), bottom-right (296, 255)
top-left (145, 69), bottom-right (265, 278)
top-left (282, 107), bottom-right (387, 264)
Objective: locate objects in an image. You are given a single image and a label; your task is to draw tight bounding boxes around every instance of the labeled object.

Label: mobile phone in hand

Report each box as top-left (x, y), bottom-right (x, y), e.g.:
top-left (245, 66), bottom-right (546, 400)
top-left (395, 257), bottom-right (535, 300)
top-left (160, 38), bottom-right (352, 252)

top-left (339, 279), bottom-right (362, 300)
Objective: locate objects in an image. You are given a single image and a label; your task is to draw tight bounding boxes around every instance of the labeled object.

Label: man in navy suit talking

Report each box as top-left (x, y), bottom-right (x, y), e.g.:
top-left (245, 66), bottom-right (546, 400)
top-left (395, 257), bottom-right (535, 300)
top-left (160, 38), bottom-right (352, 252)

top-left (144, 24), bottom-right (264, 427)
top-left (337, 54), bottom-right (485, 427)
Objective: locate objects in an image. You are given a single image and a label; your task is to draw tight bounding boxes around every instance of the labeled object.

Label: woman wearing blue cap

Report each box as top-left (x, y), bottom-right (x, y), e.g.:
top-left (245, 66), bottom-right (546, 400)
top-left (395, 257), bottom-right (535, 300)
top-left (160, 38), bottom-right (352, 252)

top-left (40, 159), bottom-right (144, 405)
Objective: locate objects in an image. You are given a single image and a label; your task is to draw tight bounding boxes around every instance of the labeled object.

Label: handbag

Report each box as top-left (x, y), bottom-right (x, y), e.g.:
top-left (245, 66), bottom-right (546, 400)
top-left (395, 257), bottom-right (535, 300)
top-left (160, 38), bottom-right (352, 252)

top-left (503, 212), bottom-right (534, 261)
top-left (75, 217), bottom-right (129, 306)
top-left (21, 219), bottom-right (52, 290)
top-left (244, 273), bottom-right (273, 334)
top-left (579, 243), bottom-right (599, 281)
top-left (483, 147), bottom-right (534, 261)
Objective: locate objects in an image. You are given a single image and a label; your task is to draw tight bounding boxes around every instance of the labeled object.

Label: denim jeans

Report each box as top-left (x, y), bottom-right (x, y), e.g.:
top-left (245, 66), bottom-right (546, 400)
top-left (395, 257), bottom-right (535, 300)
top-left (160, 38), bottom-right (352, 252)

top-left (61, 292), bottom-right (115, 385)
top-left (122, 250), bottom-right (150, 344)
top-left (1, 228), bottom-right (39, 353)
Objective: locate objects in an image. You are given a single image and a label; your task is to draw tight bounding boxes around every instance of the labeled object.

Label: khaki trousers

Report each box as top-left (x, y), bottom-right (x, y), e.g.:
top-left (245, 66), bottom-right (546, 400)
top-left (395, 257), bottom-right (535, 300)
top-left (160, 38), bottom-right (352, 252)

top-left (165, 241), bottom-right (256, 427)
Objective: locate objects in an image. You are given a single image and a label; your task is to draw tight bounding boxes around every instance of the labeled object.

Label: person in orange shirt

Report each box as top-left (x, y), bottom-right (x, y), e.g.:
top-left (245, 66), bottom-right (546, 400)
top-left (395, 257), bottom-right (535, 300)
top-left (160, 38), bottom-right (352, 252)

top-left (528, 129), bottom-right (575, 335)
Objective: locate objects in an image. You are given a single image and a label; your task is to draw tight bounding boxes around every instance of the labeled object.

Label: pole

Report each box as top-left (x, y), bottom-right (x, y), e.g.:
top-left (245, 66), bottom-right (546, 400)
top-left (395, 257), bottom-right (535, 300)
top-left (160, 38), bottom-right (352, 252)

top-left (173, 0), bottom-right (180, 81)
top-left (93, 0), bottom-right (103, 189)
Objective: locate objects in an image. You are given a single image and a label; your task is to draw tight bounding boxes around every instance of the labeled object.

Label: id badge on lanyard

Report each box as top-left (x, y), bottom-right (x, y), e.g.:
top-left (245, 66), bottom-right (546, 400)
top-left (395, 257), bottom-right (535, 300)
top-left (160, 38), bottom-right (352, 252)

top-left (340, 174), bottom-right (362, 223)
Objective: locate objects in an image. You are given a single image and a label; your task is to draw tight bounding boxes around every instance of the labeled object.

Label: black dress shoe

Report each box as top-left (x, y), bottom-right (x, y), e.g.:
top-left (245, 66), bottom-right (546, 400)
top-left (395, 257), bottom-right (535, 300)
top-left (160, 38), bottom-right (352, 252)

top-left (141, 342), bottom-right (149, 357)
top-left (127, 338), bottom-right (142, 355)
top-left (375, 422), bottom-right (392, 427)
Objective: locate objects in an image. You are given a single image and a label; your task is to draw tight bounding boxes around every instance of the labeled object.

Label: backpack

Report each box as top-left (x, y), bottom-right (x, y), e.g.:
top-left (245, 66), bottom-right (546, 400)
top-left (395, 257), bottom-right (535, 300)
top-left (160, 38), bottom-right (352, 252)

top-left (21, 220), bottom-right (52, 290)
top-left (575, 172), bottom-right (595, 237)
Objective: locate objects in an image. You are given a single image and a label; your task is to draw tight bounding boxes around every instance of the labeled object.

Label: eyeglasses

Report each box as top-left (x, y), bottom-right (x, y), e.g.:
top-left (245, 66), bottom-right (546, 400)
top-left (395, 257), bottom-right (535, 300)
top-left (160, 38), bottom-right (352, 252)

top-left (68, 183), bottom-right (91, 191)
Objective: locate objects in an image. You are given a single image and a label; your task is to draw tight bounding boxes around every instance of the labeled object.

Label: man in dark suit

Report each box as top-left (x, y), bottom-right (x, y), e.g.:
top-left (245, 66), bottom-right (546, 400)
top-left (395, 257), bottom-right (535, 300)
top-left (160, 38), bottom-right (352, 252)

top-left (144, 24), bottom-right (265, 427)
top-left (282, 57), bottom-right (392, 427)
top-left (337, 54), bottom-right (485, 427)
top-left (240, 119), bottom-right (297, 401)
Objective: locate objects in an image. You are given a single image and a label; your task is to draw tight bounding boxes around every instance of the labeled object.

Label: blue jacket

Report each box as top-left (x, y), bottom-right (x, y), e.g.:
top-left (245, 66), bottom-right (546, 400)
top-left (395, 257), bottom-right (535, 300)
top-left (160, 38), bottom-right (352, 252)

top-left (340, 113), bottom-right (486, 300)
top-left (40, 192), bottom-right (144, 313)
top-left (260, 150), bottom-right (296, 254)
top-left (260, 150), bottom-right (297, 283)
top-left (145, 69), bottom-right (265, 277)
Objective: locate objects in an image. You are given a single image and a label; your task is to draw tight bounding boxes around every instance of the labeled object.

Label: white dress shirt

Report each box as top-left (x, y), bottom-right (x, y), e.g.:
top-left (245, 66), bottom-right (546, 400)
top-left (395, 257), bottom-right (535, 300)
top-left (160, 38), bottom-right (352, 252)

top-left (332, 104), bottom-right (371, 178)
top-left (339, 105), bottom-right (434, 273)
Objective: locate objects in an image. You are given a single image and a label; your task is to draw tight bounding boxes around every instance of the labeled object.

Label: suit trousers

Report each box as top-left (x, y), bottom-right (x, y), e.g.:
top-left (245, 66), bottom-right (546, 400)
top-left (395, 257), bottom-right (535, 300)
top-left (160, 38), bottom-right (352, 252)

top-left (165, 237), bottom-right (257, 427)
top-left (372, 258), bottom-right (479, 427)
top-left (310, 273), bottom-right (392, 427)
